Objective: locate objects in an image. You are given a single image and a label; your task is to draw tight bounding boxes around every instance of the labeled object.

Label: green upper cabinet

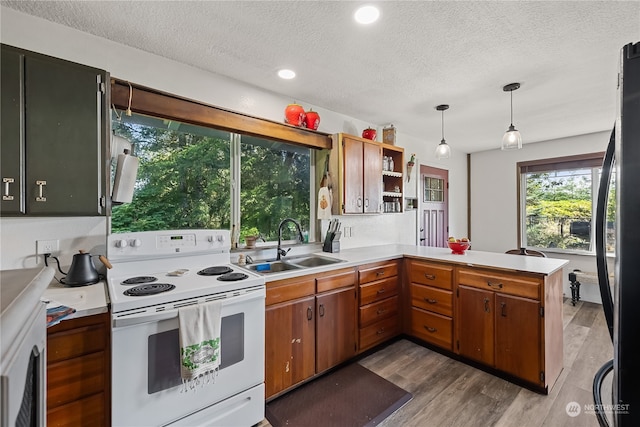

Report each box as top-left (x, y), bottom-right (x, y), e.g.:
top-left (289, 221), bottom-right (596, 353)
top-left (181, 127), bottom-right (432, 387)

top-left (1, 44), bottom-right (110, 216)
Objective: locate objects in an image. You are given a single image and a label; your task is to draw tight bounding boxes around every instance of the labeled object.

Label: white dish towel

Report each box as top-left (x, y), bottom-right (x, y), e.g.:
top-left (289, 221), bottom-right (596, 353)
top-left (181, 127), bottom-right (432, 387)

top-left (178, 300), bottom-right (222, 391)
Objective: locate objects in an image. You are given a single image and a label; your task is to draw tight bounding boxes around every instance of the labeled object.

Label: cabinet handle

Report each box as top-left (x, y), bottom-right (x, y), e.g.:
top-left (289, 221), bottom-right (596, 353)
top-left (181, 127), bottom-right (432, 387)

top-left (487, 281), bottom-right (503, 289)
top-left (377, 288), bottom-right (386, 294)
top-left (319, 304), bottom-right (325, 317)
top-left (376, 270), bottom-right (385, 276)
top-left (424, 274), bottom-right (436, 280)
top-left (357, 197), bottom-right (363, 207)
top-left (484, 298), bottom-right (490, 313)
top-left (425, 298), bottom-right (438, 304)
top-left (35, 180), bottom-right (47, 202)
top-left (501, 302), bottom-right (507, 317)
top-left (424, 326), bottom-right (437, 333)
top-left (376, 308), bottom-right (387, 315)
top-left (376, 328), bottom-right (386, 335)
top-left (3, 178), bottom-right (15, 201)
top-left (307, 307), bottom-right (313, 321)
top-left (364, 198), bottom-right (369, 208)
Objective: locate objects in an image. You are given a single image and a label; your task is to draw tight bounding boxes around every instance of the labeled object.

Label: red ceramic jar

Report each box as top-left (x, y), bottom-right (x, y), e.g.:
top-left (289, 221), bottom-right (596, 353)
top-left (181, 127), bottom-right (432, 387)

top-left (284, 103), bottom-right (306, 127)
top-left (304, 109), bottom-right (320, 130)
top-left (362, 127), bottom-right (377, 140)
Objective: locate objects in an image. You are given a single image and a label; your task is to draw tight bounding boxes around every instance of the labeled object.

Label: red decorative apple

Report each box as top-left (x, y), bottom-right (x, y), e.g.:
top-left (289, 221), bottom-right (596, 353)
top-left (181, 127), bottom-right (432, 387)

top-left (284, 103), bottom-right (306, 127)
top-left (304, 109), bottom-right (320, 130)
top-left (362, 127), bottom-right (377, 140)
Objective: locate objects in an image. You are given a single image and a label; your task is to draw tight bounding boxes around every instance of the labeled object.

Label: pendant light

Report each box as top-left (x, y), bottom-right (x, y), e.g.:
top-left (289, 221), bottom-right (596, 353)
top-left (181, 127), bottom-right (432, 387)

top-left (501, 82), bottom-right (522, 150)
top-left (435, 104), bottom-right (451, 159)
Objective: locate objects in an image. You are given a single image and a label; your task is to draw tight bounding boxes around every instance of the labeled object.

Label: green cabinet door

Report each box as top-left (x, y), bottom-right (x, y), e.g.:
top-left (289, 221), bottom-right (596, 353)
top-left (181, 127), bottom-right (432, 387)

top-left (1, 46), bottom-right (25, 214)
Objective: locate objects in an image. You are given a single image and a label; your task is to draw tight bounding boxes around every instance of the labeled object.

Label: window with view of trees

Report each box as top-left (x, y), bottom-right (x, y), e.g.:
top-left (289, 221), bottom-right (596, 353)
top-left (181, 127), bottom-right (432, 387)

top-left (519, 153), bottom-right (615, 253)
top-left (110, 112), bottom-right (311, 242)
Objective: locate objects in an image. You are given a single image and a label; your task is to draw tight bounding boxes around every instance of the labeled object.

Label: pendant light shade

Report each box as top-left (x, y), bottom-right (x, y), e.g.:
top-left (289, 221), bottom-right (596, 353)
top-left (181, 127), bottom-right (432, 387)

top-left (435, 104), bottom-right (451, 159)
top-left (501, 83), bottom-right (522, 150)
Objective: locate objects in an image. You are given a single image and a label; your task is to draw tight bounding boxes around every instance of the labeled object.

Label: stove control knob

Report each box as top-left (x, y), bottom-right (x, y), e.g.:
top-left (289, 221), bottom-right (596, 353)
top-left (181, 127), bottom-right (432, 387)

top-left (216, 234), bottom-right (225, 243)
top-left (207, 235), bottom-right (214, 243)
top-left (114, 239), bottom-right (128, 248)
top-left (129, 238), bottom-right (142, 248)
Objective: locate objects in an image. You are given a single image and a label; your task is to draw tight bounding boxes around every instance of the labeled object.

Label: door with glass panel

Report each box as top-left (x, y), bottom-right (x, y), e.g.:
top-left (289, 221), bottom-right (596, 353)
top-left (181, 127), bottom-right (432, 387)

top-left (420, 165), bottom-right (448, 247)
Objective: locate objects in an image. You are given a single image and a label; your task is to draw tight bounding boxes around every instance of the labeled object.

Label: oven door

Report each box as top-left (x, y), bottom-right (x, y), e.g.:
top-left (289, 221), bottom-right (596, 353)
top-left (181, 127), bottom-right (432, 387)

top-left (111, 287), bottom-right (265, 427)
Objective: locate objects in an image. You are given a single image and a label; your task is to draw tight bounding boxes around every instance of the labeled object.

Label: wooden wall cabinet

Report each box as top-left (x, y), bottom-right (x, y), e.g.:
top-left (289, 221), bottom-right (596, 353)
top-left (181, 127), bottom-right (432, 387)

top-left (265, 268), bottom-right (357, 399)
top-left (357, 260), bottom-right (401, 351)
top-left (408, 260), bottom-right (454, 351)
top-left (1, 44), bottom-right (110, 217)
top-left (455, 267), bottom-right (563, 391)
top-left (46, 312), bottom-right (111, 427)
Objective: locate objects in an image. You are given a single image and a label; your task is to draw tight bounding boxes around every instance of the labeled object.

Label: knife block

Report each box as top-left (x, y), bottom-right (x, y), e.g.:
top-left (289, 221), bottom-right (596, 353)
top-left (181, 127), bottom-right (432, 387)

top-left (322, 231), bottom-right (341, 253)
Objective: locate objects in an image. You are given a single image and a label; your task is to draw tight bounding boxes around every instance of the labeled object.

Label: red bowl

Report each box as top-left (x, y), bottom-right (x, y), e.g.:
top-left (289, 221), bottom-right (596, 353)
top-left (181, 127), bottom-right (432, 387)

top-left (448, 241), bottom-right (471, 254)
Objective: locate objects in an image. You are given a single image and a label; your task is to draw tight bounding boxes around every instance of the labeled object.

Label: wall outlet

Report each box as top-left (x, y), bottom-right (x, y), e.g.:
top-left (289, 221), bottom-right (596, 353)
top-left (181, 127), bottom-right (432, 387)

top-left (37, 239), bottom-right (60, 255)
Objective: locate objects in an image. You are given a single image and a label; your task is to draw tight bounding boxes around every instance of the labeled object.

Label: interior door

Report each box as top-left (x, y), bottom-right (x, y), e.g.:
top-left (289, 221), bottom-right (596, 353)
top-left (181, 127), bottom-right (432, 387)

top-left (420, 165), bottom-right (448, 246)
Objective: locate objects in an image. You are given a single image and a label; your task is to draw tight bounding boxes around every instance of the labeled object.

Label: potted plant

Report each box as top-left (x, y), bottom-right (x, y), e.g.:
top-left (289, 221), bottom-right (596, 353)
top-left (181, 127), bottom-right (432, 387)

top-left (407, 154), bottom-right (416, 181)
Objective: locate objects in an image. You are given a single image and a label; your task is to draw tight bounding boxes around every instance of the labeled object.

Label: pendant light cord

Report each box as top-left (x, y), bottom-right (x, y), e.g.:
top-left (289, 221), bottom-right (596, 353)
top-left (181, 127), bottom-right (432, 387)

top-left (510, 90), bottom-right (514, 127)
top-left (441, 109), bottom-right (445, 142)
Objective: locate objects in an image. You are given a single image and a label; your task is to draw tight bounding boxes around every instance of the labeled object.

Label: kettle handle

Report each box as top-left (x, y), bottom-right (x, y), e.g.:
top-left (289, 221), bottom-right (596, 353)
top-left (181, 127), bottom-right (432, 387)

top-left (99, 255), bottom-right (113, 270)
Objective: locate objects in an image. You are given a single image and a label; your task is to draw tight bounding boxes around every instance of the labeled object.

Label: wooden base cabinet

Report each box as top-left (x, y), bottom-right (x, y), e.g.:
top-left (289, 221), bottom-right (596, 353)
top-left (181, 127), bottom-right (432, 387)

top-left (456, 267), bottom-right (562, 391)
top-left (408, 260), bottom-right (454, 351)
top-left (46, 312), bottom-right (110, 427)
top-left (357, 260), bottom-right (401, 351)
top-left (265, 268), bottom-right (357, 399)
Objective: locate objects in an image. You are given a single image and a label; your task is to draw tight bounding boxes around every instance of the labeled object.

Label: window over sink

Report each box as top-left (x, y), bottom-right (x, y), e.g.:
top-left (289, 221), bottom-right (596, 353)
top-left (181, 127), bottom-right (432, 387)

top-left (110, 112), bottom-right (312, 242)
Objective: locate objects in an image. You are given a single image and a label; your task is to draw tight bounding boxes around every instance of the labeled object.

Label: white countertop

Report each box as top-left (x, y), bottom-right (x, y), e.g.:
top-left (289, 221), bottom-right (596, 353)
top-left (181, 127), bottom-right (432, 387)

top-left (254, 244), bottom-right (569, 282)
top-left (42, 279), bottom-right (109, 320)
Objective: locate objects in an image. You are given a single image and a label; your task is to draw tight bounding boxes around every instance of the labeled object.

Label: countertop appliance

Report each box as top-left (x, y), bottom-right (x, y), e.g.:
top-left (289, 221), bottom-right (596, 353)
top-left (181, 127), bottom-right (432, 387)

top-left (594, 41), bottom-right (640, 427)
top-left (106, 229), bottom-right (266, 427)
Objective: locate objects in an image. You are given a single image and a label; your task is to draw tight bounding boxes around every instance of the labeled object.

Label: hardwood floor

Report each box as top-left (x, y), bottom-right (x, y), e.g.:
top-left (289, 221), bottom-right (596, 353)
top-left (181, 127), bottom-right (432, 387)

top-left (261, 299), bottom-right (613, 427)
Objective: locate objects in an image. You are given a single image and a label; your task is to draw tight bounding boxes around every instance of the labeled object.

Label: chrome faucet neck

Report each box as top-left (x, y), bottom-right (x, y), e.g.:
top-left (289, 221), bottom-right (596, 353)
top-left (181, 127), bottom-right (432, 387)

top-left (276, 218), bottom-right (304, 260)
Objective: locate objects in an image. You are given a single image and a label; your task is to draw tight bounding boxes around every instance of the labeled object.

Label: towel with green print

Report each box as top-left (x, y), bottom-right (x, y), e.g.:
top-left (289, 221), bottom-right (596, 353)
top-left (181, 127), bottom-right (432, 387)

top-left (178, 300), bottom-right (222, 391)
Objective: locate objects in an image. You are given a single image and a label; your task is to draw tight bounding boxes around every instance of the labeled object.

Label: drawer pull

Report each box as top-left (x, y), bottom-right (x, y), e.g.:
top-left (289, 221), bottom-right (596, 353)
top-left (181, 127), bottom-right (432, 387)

top-left (376, 270), bottom-right (385, 277)
top-left (376, 308), bottom-right (387, 315)
top-left (424, 274), bottom-right (436, 280)
top-left (425, 298), bottom-right (437, 304)
top-left (377, 288), bottom-right (386, 294)
top-left (376, 328), bottom-right (386, 335)
top-left (487, 281), bottom-right (503, 289)
top-left (424, 326), bottom-right (437, 333)
top-left (484, 298), bottom-right (490, 313)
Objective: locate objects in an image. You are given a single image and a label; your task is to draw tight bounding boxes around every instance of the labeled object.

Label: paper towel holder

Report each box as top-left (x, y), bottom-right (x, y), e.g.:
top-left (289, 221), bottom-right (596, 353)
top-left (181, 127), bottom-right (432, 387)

top-left (111, 134), bottom-right (139, 204)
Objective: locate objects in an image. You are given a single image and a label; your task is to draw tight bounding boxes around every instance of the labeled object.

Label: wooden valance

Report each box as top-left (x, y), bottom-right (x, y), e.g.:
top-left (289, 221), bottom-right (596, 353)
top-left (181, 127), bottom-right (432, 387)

top-left (110, 78), bottom-right (332, 150)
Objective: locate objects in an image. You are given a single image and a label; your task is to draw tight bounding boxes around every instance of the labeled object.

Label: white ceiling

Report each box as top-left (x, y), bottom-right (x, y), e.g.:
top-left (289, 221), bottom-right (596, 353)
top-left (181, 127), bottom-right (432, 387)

top-left (3, 1), bottom-right (639, 153)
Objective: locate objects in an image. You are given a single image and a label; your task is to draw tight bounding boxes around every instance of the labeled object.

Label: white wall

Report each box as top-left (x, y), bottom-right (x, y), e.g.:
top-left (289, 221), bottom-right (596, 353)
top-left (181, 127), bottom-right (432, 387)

top-left (470, 130), bottom-right (613, 302)
top-left (0, 7), bottom-right (468, 270)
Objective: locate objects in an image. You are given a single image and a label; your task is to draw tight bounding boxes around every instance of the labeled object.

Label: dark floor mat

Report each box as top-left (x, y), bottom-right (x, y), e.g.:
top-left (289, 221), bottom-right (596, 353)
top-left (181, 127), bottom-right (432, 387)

top-left (265, 363), bottom-right (413, 427)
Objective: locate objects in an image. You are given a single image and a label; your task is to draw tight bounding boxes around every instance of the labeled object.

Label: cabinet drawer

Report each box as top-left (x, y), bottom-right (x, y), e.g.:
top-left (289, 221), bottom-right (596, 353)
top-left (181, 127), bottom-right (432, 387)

top-left (359, 316), bottom-right (399, 351)
top-left (358, 260), bottom-right (399, 284)
top-left (317, 268), bottom-right (356, 293)
top-left (359, 276), bottom-right (398, 306)
top-left (359, 296), bottom-right (398, 327)
top-left (410, 307), bottom-right (452, 351)
top-left (47, 351), bottom-right (106, 409)
top-left (47, 392), bottom-right (106, 427)
top-left (410, 284), bottom-right (452, 317)
top-left (266, 277), bottom-right (315, 305)
top-left (47, 323), bottom-right (107, 363)
top-left (409, 260), bottom-right (453, 290)
top-left (458, 268), bottom-right (542, 300)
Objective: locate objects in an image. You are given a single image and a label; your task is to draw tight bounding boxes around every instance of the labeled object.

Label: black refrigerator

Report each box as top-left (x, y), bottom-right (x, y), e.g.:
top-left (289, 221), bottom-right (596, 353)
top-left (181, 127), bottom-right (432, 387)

top-left (594, 41), bottom-right (640, 427)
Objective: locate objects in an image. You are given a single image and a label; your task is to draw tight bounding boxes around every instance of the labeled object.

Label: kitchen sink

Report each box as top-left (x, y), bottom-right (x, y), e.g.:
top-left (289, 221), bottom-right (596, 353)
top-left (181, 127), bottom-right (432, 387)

top-left (287, 255), bottom-right (344, 268)
top-left (243, 255), bottom-right (344, 274)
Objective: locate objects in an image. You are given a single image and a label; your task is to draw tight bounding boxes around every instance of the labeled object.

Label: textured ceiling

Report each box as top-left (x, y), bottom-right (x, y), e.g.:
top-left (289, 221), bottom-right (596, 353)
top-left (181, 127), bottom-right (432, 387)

top-left (2, 1), bottom-right (639, 153)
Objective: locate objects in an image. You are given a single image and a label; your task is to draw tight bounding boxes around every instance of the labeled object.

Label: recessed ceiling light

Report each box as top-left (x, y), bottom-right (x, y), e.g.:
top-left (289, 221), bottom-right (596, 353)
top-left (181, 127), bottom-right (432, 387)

top-left (354, 5), bottom-right (380, 24)
top-left (278, 69), bottom-right (296, 79)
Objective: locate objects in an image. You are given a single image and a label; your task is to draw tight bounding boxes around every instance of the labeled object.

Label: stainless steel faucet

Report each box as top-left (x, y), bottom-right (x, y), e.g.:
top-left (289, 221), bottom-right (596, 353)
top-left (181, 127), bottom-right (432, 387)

top-left (276, 218), bottom-right (304, 260)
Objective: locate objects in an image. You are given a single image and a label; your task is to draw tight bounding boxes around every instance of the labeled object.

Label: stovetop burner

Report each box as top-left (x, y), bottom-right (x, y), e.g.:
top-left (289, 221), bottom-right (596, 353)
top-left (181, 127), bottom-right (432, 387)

top-left (124, 283), bottom-right (176, 296)
top-left (217, 272), bottom-right (249, 282)
top-left (122, 276), bottom-right (158, 285)
top-left (197, 266), bottom-right (234, 276)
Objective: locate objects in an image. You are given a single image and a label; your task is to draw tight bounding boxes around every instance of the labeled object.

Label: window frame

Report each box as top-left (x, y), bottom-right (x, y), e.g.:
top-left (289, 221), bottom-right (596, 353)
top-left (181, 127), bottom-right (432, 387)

top-left (516, 152), bottom-right (605, 255)
top-left (110, 79), bottom-right (326, 243)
